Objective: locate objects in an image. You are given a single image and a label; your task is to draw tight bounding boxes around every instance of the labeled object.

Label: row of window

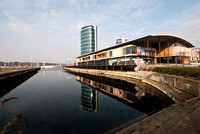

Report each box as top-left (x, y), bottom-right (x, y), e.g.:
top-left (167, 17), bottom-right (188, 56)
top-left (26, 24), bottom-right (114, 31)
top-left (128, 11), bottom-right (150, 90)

top-left (81, 33), bottom-right (94, 38)
top-left (81, 38), bottom-right (94, 43)
top-left (81, 29), bottom-right (94, 35)
top-left (81, 43), bottom-right (95, 47)
top-left (81, 36), bottom-right (94, 41)
top-left (81, 44), bottom-right (95, 48)
top-left (81, 46), bottom-right (95, 50)
top-left (81, 40), bottom-right (95, 44)
top-left (81, 46), bottom-right (155, 60)
top-left (81, 29), bottom-right (94, 34)
top-left (81, 34), bottom-right (94, 37)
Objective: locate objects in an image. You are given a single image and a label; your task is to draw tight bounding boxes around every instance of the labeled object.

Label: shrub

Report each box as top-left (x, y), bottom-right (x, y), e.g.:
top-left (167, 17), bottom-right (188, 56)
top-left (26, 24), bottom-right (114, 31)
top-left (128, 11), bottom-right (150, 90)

top-left (171, 67), bottom-right (182, 75)
top-left (152, 66), bottom-right (200, 78)
top-left (153, 67), bottom-right (159, 72)
top-left (179, 68), bottom-right (192, 76)
top-left (160, 67), bottom-right (168, 74)
top-left (166, 67), bottom-right (174, 74)
top-left (189, 68), bottom-right (200, 78)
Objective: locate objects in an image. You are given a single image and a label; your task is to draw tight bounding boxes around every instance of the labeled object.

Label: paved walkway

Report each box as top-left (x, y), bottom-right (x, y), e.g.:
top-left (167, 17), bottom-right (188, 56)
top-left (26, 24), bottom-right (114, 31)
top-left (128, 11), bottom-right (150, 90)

top-left (117, 97), bottom-right (200, 134)
top-left (0, 68), bottom-right (27, 74)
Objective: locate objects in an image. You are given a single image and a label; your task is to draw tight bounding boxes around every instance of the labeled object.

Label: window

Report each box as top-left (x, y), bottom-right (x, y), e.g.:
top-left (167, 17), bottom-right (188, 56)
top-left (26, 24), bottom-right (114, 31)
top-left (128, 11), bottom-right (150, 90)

top-left (93, 55), bottom-right (96, 59)
top-left (132, 47), bottom-right (137, 54)
top-left (109, 51), bottom-right (112, 57)
top-left (124, 46), bottom-right (137, 55)
top-left (126, 47), bottom-right (131, 54)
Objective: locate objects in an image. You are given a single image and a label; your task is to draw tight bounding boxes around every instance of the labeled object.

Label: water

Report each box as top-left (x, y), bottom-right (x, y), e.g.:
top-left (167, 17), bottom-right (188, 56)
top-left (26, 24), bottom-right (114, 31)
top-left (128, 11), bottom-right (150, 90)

top-left (0, 69), bottom-right (173, 133)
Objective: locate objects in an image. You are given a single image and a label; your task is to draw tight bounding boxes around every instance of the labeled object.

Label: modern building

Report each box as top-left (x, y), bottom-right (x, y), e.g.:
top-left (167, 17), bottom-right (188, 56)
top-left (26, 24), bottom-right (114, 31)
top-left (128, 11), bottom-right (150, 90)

top-left (116, 37), bottom-right (127, 45)
top-left (77, 35), bottom-right (194, 66)
top-left (81, 25), bottom-right (97, 55)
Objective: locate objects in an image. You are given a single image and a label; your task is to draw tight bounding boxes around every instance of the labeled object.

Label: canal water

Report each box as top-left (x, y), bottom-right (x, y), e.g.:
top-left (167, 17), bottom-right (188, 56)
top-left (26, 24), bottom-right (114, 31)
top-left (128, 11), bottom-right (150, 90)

top-left (0, 69), bottom-right (173, 134)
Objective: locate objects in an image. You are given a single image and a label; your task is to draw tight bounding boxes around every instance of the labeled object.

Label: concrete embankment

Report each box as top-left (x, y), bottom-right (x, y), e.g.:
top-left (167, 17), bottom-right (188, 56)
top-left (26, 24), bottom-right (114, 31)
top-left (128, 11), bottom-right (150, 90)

top-left (0, 67), bottom-right (40, 97)
top-left (64, 68), bottom-right (199, 103)
top-left (0, 67), bottom-right (40, 81)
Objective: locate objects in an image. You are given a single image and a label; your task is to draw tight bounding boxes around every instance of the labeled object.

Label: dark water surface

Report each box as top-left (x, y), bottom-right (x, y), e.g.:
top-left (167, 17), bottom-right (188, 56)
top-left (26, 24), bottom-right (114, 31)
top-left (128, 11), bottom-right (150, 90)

top-left (0, 69), bottom-right (173, 134)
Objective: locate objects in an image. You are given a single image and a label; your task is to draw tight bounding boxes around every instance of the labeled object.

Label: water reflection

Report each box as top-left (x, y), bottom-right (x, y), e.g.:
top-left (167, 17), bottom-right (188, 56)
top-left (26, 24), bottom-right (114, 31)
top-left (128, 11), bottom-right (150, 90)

top-left (81, 84), bottom-right (98, 112)
top-left (74, 72), bottom-right (174, 115)
top-left (0, 69), bottom-right (175, 133)
top-left (77, 76), bottom-right (144, 105)
top-left (0, 72), bottom-right (38, 98)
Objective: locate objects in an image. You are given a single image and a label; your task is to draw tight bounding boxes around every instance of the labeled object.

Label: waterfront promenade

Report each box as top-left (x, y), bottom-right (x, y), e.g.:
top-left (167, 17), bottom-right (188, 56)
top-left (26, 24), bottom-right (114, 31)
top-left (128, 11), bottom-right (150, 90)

top-left (0, 67), bottom-right (40, 83)
top-left (117, 97), bottom-right (200, 134)
top-left (0, 67), bottom-right (38, 74)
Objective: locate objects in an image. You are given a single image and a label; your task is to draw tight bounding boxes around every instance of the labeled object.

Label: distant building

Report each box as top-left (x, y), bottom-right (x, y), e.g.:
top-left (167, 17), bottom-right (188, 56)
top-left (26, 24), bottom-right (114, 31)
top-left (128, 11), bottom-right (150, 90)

top-left (116, 37), bottom-right (127, 45)
top-left (81, 25), bottom-right (97, 55)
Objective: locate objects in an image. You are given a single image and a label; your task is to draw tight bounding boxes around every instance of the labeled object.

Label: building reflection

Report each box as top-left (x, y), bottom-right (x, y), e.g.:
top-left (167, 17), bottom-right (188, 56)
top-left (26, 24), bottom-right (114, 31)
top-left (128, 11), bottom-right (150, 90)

top-left (81, 83), bottom-right (98, 112)
top-left (74, 73), bottom-right (174, 114)
top-left (77, 76), bottom-right (146, 106)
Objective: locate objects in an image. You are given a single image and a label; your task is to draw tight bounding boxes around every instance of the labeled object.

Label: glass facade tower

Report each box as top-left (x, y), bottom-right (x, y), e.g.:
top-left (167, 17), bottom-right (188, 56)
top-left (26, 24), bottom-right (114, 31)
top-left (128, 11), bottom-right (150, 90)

top-left (81, 25), bottom-right (97, 55)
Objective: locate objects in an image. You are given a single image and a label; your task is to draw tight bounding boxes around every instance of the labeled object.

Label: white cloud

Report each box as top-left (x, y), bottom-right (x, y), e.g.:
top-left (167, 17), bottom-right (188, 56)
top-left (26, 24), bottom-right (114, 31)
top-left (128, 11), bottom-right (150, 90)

top-left (174, 19), bottom-right (200, 47)
top-left (69, 0), bottom-right (77, 5)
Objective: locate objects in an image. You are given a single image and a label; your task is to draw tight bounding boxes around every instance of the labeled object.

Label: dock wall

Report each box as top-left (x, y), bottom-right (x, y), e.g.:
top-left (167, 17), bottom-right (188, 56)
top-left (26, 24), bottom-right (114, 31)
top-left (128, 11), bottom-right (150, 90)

top-left (64, 68), bottom-right (200, 103)
top-left (0, 68), bottom-right (40, 81)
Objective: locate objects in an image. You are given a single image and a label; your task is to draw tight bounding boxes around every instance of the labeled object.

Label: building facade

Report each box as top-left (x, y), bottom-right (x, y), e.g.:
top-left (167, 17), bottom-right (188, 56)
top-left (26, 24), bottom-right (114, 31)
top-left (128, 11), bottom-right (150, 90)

top-left (77, 35), bottom-right (194, 66)
top-left (81, 25), bottom-right (97, 55)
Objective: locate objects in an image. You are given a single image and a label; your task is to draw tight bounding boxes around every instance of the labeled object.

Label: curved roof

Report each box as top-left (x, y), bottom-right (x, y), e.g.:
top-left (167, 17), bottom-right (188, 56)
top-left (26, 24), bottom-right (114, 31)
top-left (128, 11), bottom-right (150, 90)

top-left (78, 34), bottom-right (194, 58)
top-left (133, 35), bottom-right (194, 47)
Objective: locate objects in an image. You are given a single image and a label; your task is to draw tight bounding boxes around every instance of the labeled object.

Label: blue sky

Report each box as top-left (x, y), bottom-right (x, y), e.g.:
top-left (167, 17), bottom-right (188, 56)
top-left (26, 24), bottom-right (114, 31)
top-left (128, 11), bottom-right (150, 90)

top-left (0, 0), bottom-right (200, 63)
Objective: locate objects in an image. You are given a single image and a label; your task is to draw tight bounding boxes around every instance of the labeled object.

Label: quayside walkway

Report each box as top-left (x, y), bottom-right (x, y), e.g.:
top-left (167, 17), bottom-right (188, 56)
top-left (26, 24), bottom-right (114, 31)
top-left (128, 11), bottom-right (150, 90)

top-left (0, 67), bottom-right (38, 74)
top-left (0, 67), bottom-right (40, 81)
top-left (117, 97), bottom-right (200, 134)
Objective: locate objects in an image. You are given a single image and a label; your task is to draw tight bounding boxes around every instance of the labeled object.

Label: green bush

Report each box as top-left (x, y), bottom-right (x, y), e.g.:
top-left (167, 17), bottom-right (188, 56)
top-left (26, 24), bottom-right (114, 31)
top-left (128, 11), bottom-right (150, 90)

top-left (160, 67), bottom-right (168, 73)
top-left (171, 67), bottom-right (182, 75)
top-left (166, 67), bottom-right (174, 74)
top-left (189, 68), bottom-right (200, 78)
top-left (179, 68), bottom-right (192, 76)
top-left (153, 67), bottom-right (160, 72)
top-left (152, 66), bottom-right (200, 78)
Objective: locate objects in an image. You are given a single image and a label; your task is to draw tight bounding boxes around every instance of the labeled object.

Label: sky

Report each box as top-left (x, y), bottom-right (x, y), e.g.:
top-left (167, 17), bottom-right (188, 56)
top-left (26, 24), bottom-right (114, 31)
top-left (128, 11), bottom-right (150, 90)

top-left (0, 0), bottom-right (200, 63)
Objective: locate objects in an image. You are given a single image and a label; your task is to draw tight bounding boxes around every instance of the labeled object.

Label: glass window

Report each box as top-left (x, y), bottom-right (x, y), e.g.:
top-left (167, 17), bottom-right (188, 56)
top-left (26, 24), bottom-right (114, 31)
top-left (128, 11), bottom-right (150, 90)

top-left (124, 46), bottom-right (137, 54)
top-left (132, 47), bottom-right (137, 54)
top-left (109, 51), bottom-right (112, 57)
top-left (126, 47), bottom-right (131, 54)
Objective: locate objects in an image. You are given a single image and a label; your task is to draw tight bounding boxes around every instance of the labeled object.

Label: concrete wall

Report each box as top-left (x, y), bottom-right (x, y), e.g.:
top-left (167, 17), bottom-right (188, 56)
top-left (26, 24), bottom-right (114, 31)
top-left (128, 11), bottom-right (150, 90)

top-left (149, 73), bottom-right (200, 96)
top-left (65, 68), bottom-right (200, 99)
